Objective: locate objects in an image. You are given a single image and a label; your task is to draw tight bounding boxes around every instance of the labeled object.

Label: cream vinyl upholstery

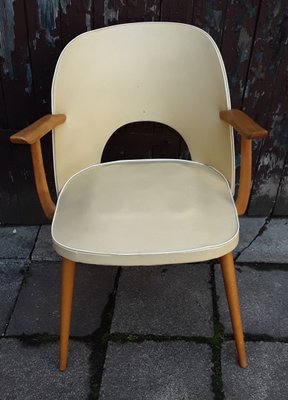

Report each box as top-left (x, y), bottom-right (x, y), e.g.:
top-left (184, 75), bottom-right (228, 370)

top-left (52, 160), bottom-right (238, 265)
top-left (51, 22), bottom-right (238, 265)
top-left (52, 22), bottom-right (234, 193)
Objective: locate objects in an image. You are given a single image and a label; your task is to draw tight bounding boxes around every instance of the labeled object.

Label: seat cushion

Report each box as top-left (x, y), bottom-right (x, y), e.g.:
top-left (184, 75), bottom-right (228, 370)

top-left (52, 160), bottom-right (239, 265)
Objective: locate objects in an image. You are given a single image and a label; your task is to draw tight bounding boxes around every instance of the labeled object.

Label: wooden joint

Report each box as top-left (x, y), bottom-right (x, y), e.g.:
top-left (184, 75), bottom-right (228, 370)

top-left (220, 109), bottom-right (268, 139)
top-left (10, 114), bottom-right (66, 145)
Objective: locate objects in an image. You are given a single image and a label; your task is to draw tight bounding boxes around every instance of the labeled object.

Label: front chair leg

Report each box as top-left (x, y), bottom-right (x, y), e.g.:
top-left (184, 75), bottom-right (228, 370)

top-left (59, 257), bottom-right (76, 371)
top-left (220, 252), bottom-right (247, 368)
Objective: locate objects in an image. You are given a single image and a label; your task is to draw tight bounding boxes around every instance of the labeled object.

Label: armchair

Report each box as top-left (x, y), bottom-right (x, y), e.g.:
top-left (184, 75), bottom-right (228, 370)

top-left (11, 22), bottom-right (267, 371)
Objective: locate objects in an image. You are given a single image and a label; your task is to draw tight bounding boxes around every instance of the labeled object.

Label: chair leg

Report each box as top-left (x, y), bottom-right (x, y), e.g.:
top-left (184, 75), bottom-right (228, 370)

top-left (220, 252), bottom-right (247, 368)
top-left (59, 257), bottom-right (76, 371)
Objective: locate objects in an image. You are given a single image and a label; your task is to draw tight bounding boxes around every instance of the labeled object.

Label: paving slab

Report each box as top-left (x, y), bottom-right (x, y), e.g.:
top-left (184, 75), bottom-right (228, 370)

top-left (215, 265), bottom-right (288, 336)
top-left (238, 219), bottom-right (288, 263)
top-left (0, 260), bottom-right (27, 334)
top-left (32, 225), bottom-right (61, 261)
top-left (7, 262), bottom-right (117, 336)
top-left (0, 339), bottom-right (91, 400)
top-left (99, 341), bottom-right (213, 400)
top-left (222, 341), bottom-right (288, 400)
top-left (235, 217), bottom-right (266, 257)
top-left (111, 264), bottom-right (213, 337)
top-left (0, 226), bottom-right (38, 259)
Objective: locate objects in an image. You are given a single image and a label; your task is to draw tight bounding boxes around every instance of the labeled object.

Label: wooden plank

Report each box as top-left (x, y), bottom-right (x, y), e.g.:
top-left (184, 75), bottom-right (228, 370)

top-left (0, 130), bottom-right (21, 224)
top-left (153, 123), bottom-right (181, 159)
top-left (25, 0), bottom-right (62, 119)
top-left (193, 0), bottom-right (228, 46)
top-left (0, 73), bottom-right (8, 128)
top-left (274, 155), bottom-right (288, 216)
top-left (11, 142), bottom-right (48, 224)
top-left (0, 0), bottom-right (35, 127)
top-left (123, 122), bottom-right (154, 159)
top-left (102, 125), bottom-right (127, 162)
top-left (20, 0), bottom-right (63, 221)
top-left (160, 0), bottom-right (193, 23)
top-left (245, 1), bottom-right (288, 215)
top-left (60, 0), bottom-right (93, 47)
top-left (0, 0), bottom-right (60, 223)
top-left (94, 0), bottom-right (105, 28)
top-left (220, 1), bottom-right (261, 200)
top-left (221, 0), bottom-right (261, 108)
top-left (0, 0), bottom-right (44, 224)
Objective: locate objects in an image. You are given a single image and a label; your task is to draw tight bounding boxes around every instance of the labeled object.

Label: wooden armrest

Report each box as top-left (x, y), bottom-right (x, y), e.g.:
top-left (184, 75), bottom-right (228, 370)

top-left (9, 114), bottom-right (65, 220)
top-left (220, 109), bottom-right (267, 139)
top-left (220, 109), bottom-right (268, 215)
top-left (10, 114), bottom-right (66, 144)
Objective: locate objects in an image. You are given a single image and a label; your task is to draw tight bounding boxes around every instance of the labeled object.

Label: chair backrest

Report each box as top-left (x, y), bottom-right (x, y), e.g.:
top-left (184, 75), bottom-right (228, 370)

top-left (52, 22), bottom-right (234, 193)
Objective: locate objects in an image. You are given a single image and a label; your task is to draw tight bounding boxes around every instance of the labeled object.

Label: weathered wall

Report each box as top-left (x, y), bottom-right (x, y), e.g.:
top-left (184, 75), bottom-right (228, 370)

top-left (0, 0), bottom-right (287, 224)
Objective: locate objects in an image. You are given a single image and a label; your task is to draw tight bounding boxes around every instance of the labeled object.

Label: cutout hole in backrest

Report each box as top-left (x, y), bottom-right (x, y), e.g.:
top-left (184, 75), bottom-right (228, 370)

top-left (101, 121), bottom-right (191, 162)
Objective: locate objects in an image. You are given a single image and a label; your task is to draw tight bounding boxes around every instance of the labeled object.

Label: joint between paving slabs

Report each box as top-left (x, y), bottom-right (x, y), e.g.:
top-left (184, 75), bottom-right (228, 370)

top-left (29, 225), bottom-right (42, 260)
top-left (2, 226), bottom-right (41, 336)
top-left (235, 215), bottom-right (271, 261)
top-left (210, 263), bottom-right (225, 400)
top-left (224, 333), bottom-right (288, 344)
top-left (2, 260), bottom-right (31, 337)
top-left (89, 266), bottom-right (122, 400)
top-left (89, 263), bottom-right (227, 400)
top-left (236, 262), bottom-right (288, 270)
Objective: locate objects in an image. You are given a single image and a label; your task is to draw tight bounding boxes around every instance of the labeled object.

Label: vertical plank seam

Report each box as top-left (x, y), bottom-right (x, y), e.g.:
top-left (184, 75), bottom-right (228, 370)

top-left (219, 0), bottom-right (229, 52)
top-left (270, 151), bottom-right (288, 216)
top-left (91, 0), bottom-right (95, 29)
top-left (0, 68), bottom-right (9, 127)
top-left (240, 0), bottom-right (263, 110)
top-left (158, 0), bottom-right (163, 21)
top-left (59, 0), bottom-right (65, 50)
top-left (23, 0), bottom-right (37, 120)
top-left (240, 0), bottom-right (264, 212)
top-left (191, 0), bottom-right (196, 23)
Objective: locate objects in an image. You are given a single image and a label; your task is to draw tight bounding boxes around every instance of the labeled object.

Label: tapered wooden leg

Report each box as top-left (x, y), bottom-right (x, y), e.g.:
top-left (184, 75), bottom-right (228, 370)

top-left (59, 257), bottom-right (76, 371)
top-left (220, 252), bottom-right (247, 368)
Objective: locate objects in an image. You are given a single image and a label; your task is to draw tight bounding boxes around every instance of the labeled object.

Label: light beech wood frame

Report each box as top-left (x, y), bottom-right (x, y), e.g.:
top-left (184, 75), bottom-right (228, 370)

top-left (10, 114), bottom-right (66, 219)
top-left (59, 257), bottom-right (76, 371)
top-left (10, 110), bottom-right (267, 218)
top-left (220, 252), bottom-right (247, 368)
top-left (220, 109), bottom-right (268, 215)
top-left (10, 109), bottom-right (267, 371)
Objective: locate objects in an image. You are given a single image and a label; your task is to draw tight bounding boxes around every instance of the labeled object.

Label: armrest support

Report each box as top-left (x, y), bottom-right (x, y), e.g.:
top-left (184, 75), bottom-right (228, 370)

top-left (10, 114), bottom-right (66, 220)
top-left (30, 141), bottom-right (55, 220)
top-left (10, 114), bottom-right (66, 144)
top-left (220, 109), bottom-right (268, 216)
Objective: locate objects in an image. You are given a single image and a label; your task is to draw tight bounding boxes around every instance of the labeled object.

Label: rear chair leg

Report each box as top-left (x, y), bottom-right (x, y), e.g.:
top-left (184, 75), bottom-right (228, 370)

top-left (220, 252), bottom-right (247, 368)
top-left (59, 257), bottom-right (76, 371)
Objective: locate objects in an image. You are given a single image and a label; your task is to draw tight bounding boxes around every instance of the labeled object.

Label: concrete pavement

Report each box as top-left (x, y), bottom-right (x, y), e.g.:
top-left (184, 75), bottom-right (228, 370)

top-left (0, 217), bottom-right (287, 399)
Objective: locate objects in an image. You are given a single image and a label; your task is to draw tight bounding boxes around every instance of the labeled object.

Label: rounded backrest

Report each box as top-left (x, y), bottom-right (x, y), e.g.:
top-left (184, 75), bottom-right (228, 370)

top-left (52, 22), bottom-right (234, 192)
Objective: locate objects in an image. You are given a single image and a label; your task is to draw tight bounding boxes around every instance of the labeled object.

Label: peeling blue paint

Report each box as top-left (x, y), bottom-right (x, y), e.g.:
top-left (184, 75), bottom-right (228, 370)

top-left (144, 0), bottom-right (159, 21)
top-left (25, 63), bottom-right (32, 95)
top-left (238, 27), bottom-right (251, 63)
top-left (86, 0), bottom-right (92, 31)
top-left (247, 4), bottom-right (257, 18)
top-left (60, 0), bottom-right (72, 14)
top-left (206, 5), bottom-right (222, 38)
top-left (0, 0), bottom-right (16, 78)
top-left (103, 0), bottom-right (119, 26)
top-left (36, 0), bottom-right (71, 45)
